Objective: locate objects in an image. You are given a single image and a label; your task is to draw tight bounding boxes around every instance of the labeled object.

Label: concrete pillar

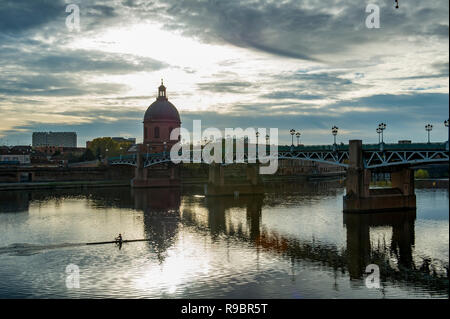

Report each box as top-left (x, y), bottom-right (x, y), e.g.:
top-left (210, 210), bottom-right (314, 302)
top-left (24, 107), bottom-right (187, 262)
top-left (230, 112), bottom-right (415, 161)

top-left (346, 140), bottom-right (370, 198)
top-left (134, 153), bottom-right (144, 180)
top-left (246, 163), bottom-right (260, 185)
top-left (391, 168), bottom-right (414, 196)
top-left (208, 164), bottom-right (224, 186)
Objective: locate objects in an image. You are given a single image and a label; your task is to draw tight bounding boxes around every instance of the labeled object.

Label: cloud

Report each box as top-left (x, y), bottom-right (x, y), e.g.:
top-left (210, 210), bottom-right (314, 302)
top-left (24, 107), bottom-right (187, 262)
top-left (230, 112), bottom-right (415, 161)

top-left (0, 0), bottom-right (65, 34)
top-left (0, 47), bottom-right (168, 74)
top-left (0, 0), bottom-right (448, 147)
top-left (132, 0), bottom-right (449, 62)
top-left (197, 81), bottom-right (256, 93)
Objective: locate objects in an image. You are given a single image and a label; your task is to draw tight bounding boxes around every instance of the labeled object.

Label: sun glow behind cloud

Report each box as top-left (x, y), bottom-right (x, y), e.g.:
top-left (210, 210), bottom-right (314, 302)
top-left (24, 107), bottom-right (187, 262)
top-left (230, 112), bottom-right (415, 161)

top-left (0, 0), bottom-right (448, 145)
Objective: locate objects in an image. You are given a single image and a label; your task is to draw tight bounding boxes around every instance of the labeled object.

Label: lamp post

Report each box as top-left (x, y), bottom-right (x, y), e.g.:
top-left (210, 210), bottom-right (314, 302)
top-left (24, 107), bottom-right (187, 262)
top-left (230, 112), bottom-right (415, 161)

top-left (163, 141), bottom-right (167, 155)
top-left (265, 134), bottom-right (269, 144)
top-left (378, 123), bottom-right (386, 143)
top-left (445, 119), bottom-right (449, 150)
top-left (331, 126), bottom-right (338, 145)
top-left (289, 129), bottom-right (296, 146)
top-left (376, 128), bottom-right (382, 144)
top-left (425, 124), bottom-right (433, 144)
top-left (295, 132), bottom-right (301, 146)
top-left (256, 131), bottom-right (260, 157)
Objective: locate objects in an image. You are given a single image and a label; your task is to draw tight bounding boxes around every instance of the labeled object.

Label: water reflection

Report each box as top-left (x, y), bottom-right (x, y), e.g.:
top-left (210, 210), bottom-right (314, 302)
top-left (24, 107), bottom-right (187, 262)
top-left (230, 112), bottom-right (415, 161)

top-left (132, 188), bottom-right (181, 263)
top-left (0, 191), bottom-right (30, 213)
top-left (0, 183), bottom-right (448, 298)
top-left (344, 211), bottom-right (416, 279)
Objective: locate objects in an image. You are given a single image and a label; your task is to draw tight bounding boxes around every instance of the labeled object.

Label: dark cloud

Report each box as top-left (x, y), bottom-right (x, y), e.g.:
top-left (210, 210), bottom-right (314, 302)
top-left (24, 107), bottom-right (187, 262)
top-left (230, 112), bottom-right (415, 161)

top-left (0, 0), bottom-right (65, 34)
top-left (14, 49), bottom-right (167, 74)
top-left (0, 74), bottom-right (127, 97)
top-left (0, 42), bottom-right (167, 98)
top-left (334, 93), bottom-right (449, 111)
top-left (131, 0), bottom-right (449, 62)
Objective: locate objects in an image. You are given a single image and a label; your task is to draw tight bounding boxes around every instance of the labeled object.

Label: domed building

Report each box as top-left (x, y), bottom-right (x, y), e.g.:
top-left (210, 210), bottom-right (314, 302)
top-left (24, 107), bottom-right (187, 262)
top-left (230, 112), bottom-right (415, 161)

top-left (143, 81), bottom-right (181, 153)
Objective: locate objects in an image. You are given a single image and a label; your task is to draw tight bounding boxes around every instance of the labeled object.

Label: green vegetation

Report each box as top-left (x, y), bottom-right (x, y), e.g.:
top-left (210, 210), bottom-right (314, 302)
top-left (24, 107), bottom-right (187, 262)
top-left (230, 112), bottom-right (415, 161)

top-left (79, 148), bottom-right (96, 162)
top-left (87, 137), bottom-right (133, 159)
top-left (414, 169), bottom-right (430, 179)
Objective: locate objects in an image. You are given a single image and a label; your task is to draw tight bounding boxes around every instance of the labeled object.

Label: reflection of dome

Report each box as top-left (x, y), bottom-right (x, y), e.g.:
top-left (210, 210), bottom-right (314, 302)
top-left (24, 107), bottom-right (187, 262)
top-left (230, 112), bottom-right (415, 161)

top-left (143, 82), bottom-right (180, 123)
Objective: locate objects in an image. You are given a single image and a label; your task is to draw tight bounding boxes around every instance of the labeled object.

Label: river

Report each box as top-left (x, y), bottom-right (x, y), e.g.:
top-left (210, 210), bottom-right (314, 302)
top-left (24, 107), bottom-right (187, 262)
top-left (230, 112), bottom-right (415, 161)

top-left (0, 181), bottom-right (448, 298)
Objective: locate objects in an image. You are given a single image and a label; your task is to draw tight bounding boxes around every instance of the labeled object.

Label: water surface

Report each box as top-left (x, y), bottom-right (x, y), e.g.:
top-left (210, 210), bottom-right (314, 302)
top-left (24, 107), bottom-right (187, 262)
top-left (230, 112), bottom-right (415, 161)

top-left (0, 181), bottom-right (448, 298)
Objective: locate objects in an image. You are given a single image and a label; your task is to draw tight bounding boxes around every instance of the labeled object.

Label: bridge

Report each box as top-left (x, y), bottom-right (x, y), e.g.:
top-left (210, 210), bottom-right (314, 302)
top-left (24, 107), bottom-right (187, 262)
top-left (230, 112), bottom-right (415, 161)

top-left (108, 141), bottom-right (448, 212)
top-left (109, 142), bottom-right (448, 169)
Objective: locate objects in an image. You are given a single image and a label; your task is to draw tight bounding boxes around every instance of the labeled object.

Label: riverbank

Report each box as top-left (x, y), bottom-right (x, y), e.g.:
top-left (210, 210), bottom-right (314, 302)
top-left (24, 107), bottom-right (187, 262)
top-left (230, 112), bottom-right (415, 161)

top-left (0, 180), bottom-right (130, 191)
top-left (0, 174), bottom-right (331, 191)
top-left (1, 176), bottom-right (446, 191)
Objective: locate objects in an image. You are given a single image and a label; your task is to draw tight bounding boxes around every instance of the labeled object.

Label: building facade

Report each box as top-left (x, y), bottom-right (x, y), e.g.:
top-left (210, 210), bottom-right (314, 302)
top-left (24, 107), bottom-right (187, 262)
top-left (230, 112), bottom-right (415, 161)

top-left (143, 81), bottom-right (181, 153)
top-left (0, 154), bottom-right (31, 165)
top-left (32, 132), bottom-right (77, 147)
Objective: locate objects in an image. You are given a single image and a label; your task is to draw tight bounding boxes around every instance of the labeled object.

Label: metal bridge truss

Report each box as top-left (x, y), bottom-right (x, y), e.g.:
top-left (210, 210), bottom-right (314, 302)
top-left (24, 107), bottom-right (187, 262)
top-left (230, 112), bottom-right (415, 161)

top-left (108, 147), bottom-right (448, 169)
top-left (363, 150), bottom-right (449, 169)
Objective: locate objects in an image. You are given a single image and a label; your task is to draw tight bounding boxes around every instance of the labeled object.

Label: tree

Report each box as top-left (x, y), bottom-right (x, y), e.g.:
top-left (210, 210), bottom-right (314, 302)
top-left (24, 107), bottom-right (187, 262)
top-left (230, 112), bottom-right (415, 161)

top-left (414, 169), bottom-right (429, 179)
top-left (80, 148), bottom-right (95, 162)
top-left (87, 137), bottom-right (132, 158)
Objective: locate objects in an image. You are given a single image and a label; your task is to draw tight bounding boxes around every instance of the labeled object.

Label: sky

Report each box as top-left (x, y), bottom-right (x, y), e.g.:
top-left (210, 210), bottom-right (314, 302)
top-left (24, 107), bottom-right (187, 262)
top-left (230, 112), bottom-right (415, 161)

top-left (0, 0), bottom-right (448, 147)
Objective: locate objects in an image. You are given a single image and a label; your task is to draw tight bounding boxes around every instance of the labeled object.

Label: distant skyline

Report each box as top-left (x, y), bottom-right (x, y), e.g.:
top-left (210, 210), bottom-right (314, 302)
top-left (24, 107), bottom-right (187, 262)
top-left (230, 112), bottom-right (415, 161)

top-left (0, 0), bottom-right (448, 147)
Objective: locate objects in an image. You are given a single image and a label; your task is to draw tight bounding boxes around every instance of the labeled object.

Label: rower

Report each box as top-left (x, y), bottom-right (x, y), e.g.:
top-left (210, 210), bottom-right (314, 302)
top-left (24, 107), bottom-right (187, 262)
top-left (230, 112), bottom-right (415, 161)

top-left (115, 233), bottom-right (123, 243)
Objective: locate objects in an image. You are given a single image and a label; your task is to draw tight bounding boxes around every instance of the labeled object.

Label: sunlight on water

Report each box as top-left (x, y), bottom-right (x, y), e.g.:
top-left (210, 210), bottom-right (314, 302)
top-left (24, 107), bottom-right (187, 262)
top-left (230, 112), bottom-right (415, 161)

top-left (0, 183), bottom-right (448, 298)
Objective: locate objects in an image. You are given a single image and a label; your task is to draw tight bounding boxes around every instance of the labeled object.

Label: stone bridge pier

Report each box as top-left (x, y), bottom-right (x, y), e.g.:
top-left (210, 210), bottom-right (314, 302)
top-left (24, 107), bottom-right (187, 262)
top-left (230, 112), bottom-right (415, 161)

top-left (204, 163), bottom-right (264, 196)
top-left (131, 153), bottom-right (180, 188)
top-left (343, 140), bottom-right (416, 213)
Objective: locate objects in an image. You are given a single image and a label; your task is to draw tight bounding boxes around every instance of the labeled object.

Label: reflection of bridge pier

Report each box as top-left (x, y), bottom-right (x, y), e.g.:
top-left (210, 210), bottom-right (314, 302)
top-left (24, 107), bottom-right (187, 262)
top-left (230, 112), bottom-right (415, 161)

top-left (344, 140), bottom-right (416, 212)
top-left (204, 195), bottom-right (263, 239)
top-left (204, 163), bottom-right (264, 196)
top-left (132, 188), bottom-right (181, 262)
top-left (344, 210), bottom-right (416, 279)
top-left (246, 197), bottom-right (263, 241)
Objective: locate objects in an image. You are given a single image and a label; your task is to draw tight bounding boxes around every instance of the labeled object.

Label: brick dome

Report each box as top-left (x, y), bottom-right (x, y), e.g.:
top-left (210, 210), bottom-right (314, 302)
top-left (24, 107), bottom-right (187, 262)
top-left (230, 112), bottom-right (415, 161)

top-left (144, 81), bottom-right (180, 123)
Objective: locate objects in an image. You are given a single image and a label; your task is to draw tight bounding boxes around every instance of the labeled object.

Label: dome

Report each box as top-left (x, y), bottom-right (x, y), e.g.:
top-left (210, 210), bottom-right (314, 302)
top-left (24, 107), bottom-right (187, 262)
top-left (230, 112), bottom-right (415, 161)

top-left (143, 81), bottom-right (181, 123)
top-left (144, 99), bottom-right (180, 122)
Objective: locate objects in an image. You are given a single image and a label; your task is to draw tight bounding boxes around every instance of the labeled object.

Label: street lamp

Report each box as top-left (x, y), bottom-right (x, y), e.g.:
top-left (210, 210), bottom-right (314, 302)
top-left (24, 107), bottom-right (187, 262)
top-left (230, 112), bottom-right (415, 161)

top-left (255, 131), bottom-right (260, 158)
top-left (331, 126), bottom-right (338, 145)
top-left (265, 134), bottom-right (269, 145)
top-left (378, 123), bottom-right (386, 143)
top-left (425, 124), bottom-right (433, 144)
top-left (295, 131), bottom-right (301, 146)
top-left (289, 129), bottom-right (296, 146)
top-left (376, 128), bottom-right (382, 144)
top-left (445, 119), bottom-right (449, 150)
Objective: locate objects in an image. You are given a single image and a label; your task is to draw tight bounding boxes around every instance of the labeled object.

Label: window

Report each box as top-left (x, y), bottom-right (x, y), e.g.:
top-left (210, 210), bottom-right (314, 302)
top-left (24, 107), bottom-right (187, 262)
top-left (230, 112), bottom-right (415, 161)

top-left (154, 127), bottom-right (160, 138)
